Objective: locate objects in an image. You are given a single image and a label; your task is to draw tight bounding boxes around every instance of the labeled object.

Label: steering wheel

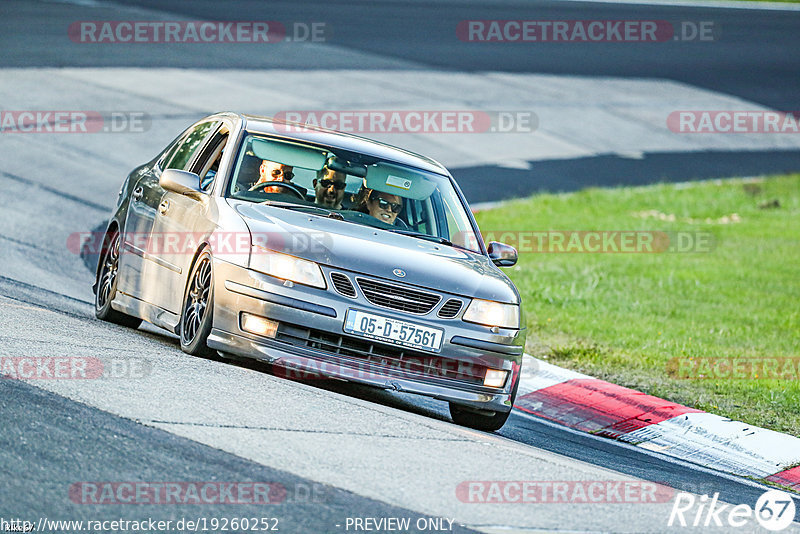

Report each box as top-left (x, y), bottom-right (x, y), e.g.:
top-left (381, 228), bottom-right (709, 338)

top-left (248, 180), bottom-right (305, 199)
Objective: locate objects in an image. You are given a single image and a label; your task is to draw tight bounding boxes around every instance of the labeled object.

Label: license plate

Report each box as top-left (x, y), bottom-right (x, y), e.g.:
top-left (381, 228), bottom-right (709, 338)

top-left (343, 309), bottom-right (444, 353)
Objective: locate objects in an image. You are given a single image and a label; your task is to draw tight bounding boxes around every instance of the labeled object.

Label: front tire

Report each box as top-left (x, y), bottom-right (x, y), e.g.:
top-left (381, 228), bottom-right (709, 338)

top-left (449, 404), bottom-right (512, 432)
top-left (449, 373), bottom-right (519, 432)
top-left (179, 248), bottom-right (215, 357)
top-left (95, 229), bottom-right (142, 329)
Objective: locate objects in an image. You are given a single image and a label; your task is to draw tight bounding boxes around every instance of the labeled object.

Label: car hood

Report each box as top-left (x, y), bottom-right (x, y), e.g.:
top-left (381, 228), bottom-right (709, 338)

top-left (231, 200), bottom-right (520, 303)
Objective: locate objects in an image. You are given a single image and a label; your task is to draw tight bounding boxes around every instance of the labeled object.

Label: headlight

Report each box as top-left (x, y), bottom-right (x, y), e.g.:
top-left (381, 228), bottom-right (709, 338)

top-left (462, 299), bottom-right (520, 329)
top-left (249, 246), bottom-right (326, 289)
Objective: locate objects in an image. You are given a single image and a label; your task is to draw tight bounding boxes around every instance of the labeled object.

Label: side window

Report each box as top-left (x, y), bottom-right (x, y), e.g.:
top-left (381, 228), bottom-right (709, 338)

top-left (164, 121), bottom-right (217, 171)
top-left (429, 190), bottom-right (449, 240)
top-left (439, 192), bottom-right (477, 250)
top-left (191, 129), bottom-right (229, 193)
top-left (156, 134), bottom-right (184, 170)
top-left (405, 198), bottom-right (431, 234)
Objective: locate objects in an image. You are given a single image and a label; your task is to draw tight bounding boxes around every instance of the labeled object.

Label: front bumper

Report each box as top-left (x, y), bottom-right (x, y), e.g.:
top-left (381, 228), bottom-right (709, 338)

top-left (208, 259), bottom-right (525, 414)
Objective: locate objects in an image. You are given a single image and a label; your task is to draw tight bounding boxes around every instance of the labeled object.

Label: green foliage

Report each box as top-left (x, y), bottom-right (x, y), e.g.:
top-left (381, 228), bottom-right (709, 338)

top-left (477, 175), bottom-right (800, 435)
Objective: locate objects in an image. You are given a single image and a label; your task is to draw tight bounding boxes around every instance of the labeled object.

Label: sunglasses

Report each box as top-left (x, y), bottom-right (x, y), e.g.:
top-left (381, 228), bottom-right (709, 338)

top-left (319, 179), bottom-right (346, 190)
top-left (374, 197), bottom-right (402, 214)
top-left (270, 168), bottom-right (294, 180)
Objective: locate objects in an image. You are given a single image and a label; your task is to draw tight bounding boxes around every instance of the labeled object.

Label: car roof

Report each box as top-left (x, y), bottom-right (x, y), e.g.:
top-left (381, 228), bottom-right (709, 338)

top-left (231, 113), bottom-right (450, 176)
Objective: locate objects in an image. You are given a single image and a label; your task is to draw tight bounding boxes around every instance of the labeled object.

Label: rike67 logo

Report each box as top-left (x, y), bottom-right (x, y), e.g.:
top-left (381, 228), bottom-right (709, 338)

top-left (669, 489), bottom-right (796, 531)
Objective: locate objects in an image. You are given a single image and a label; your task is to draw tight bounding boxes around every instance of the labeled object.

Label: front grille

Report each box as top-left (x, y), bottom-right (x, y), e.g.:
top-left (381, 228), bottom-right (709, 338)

top-left (438, 298), bottom-right (463, 318)
top-left (330, 272), bottom-right (356, 298)
top-left (355, 277), bottom-right (441, 314)
top-left (275, 323), bottom-right (486, 387)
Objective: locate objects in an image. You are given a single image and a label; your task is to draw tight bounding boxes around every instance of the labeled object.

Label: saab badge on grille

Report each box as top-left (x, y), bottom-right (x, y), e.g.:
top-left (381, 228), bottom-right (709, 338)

top-left (392, 268), bottom-right (406, 278)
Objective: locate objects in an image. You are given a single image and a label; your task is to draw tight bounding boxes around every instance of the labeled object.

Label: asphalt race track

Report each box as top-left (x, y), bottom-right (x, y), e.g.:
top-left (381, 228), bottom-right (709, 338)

top-left (1, 1), bottom-right (799, 532)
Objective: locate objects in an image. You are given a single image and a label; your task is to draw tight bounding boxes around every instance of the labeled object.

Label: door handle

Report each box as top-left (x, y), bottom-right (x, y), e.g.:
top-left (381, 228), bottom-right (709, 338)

top-left (159, 199), bottom-right (170, 215)
top-left (132, 186), bottom-right (143, 201)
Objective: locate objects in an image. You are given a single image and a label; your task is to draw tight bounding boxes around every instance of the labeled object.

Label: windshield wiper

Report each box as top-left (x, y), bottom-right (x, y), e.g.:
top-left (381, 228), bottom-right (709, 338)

top-left (389, 229), bottom-right (453, 246)
top-left (261, 201), bottom-right (344, 220)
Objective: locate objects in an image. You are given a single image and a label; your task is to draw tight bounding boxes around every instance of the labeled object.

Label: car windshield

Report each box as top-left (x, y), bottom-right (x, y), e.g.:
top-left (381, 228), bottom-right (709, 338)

top-left (226, 134), bottom-right (482, 253)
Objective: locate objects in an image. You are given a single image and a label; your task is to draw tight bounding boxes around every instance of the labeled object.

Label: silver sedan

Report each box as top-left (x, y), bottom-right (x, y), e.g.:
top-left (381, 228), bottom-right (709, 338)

top-left (94, 112), bottom-right (526, 431)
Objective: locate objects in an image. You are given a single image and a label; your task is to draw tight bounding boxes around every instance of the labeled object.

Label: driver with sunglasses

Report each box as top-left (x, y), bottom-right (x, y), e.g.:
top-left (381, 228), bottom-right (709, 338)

top-left (254, 160), bottom-right (307, 196)
top-left (313, 167), bottom-right (347, 209)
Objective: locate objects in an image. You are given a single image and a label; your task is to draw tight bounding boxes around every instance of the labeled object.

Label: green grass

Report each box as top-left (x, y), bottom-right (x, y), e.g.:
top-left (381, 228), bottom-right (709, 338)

top-left (475, 174), bottom-right (800, 436)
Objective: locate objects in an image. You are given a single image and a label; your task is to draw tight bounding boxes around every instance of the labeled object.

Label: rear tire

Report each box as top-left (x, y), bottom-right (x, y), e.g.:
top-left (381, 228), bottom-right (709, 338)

top-left (179, 248), bottom-right (215, 357)
top-left (95, 229), bottom-right (142, 329)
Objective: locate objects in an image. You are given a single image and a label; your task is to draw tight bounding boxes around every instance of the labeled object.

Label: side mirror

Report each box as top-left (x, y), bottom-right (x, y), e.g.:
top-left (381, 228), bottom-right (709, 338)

top-left (487, 241), bottom-right (518, 267)
top-left (160, 169), bottom-right (203, 199)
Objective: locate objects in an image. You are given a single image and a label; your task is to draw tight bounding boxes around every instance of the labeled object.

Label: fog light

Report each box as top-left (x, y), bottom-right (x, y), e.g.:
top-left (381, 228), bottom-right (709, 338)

top-left (483, 369), bottom-right (508, 388)
top-left (241, 313), bottom-right (278, 338)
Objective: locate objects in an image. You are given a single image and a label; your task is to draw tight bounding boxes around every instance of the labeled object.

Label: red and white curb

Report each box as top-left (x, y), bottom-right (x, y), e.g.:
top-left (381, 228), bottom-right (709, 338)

top-left (513, 355), bottom-right (800, 492)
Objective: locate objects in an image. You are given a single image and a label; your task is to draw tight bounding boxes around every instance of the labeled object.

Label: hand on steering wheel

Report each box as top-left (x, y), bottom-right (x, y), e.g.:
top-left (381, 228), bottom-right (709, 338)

top-left (247, 180), bottom-right (305, 199)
